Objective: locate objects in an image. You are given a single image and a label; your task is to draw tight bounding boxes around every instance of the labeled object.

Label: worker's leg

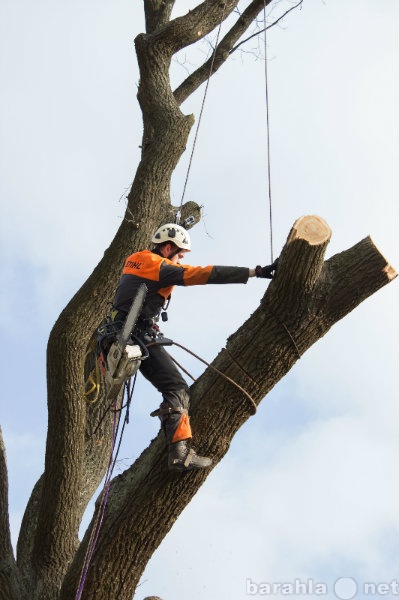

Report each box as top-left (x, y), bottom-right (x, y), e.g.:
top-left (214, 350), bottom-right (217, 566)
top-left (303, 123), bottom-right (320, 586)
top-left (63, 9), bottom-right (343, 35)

top-left (140, 344), bottom-right (212, 471)
top-left (140, 343), bottom-right (191, 441)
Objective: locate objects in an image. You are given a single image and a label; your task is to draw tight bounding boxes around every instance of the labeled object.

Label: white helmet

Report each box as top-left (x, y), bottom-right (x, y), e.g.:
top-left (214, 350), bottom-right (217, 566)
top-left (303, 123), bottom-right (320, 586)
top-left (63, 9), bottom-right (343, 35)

top-left (151, 223), bottom-right (191, 251)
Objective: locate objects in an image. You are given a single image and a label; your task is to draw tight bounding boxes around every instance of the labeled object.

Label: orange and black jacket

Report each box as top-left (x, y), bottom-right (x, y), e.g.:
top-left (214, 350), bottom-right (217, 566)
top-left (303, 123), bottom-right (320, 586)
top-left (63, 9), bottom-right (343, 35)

top-left (113, 249), bottom-right (250, 320)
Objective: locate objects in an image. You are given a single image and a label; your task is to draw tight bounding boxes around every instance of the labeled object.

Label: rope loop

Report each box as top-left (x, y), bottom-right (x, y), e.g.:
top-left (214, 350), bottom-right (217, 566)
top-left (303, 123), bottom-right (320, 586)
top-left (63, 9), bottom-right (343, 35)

top-left (171, 341), bottom-right (257, 415)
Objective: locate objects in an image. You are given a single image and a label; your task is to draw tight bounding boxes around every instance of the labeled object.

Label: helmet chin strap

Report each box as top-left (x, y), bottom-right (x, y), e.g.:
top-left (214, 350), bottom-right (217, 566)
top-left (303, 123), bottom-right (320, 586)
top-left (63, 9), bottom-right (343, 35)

top-left (152, 243), bottom-right (181, 260)
top-left (167, 245), bottom-right (181, 260)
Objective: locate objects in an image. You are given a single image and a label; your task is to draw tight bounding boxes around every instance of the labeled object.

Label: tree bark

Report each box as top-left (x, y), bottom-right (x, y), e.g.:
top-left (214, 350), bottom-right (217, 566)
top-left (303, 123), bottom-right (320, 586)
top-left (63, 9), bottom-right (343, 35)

top-left (58, 215), bottom-right (397, 600)
top-left (174, 0), bottom-right (272, 105)
top-left (1, 2), bottom-right (396, 599)
top-left (0, 428), bottom-right (26, 600)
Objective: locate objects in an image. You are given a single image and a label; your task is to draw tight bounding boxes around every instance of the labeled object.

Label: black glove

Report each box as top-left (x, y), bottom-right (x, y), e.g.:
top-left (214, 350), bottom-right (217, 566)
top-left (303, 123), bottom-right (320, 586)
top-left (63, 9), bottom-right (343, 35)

top-left (255, 258), bottom-right (279, 279)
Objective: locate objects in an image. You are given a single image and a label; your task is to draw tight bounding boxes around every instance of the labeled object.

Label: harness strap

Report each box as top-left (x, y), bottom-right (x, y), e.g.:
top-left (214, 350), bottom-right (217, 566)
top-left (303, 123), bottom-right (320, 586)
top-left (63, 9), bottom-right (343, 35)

top-left (150, 406), bottom-right (187, 418)
top-left (184, 448), bottom-right (196, 468)
top-left (111, 309), bottom-right (127, 322)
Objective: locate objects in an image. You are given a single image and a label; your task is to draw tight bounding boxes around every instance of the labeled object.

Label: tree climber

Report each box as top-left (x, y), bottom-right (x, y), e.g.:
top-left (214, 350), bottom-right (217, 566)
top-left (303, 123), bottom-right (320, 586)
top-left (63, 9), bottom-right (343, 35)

top-left (111, 223), bottom-right (278, 472)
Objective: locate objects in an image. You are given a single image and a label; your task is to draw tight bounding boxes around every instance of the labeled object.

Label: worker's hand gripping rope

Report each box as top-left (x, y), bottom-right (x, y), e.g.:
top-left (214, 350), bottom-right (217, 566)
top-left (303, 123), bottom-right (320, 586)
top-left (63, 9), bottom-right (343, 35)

top-left (255, 258), bottom-right (279, 279)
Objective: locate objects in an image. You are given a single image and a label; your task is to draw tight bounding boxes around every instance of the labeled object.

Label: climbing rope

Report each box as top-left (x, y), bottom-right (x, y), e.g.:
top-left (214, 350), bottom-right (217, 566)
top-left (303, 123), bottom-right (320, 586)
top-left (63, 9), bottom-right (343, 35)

top-left (176, 4), bottom-right (227, 224)
top-left (167, 340), bottom-right (257, 415)
top-left (145, 338), bottom-right (257, 414)
top-left (175, 2), bottom-right (275, 266)
top-left (75, 401), bottom-right (119, 600)
top-left (76, 334), bottom-right (256, 598)
top-left (263, 0), bottom-right (274, 264)
top-left (167, 351), bottom-right (196, 383)
top-left (75, 375), bottom-right (137, 600)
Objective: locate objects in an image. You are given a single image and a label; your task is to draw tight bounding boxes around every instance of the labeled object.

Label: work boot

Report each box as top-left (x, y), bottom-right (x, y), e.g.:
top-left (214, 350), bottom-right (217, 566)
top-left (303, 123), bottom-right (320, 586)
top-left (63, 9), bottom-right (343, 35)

top-left (168, 440), bottom-right (212, 472)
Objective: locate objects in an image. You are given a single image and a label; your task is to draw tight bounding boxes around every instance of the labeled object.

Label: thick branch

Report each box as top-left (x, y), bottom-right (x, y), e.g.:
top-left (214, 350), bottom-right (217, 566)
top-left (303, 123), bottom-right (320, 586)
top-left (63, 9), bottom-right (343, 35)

top-left (0, 428), bottom-right (25, 600)
top-left (271, 215), bottom-right (332, 296)
top-left (144, 0), bottom-right (175, 34)
top-left (29, 196), bottom-right (201, 598)
top-left (60, 216), bottom-right (396, 600)
top-left (147, 0), bottom-right (240, 55)
top-left (29, 8), bottom-right (208, 588)
top-left (15, 477), bottom-right (43, 596)
top-left (323, 237), bottom-right (397, 323)
top-left (133, 31), bottom-right (194, 205)
top-left (0, 427), bottom-right (12, 565)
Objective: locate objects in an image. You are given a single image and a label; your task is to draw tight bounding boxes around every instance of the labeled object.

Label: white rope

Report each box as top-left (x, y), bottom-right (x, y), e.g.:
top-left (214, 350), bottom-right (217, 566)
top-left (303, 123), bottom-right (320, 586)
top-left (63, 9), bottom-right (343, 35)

top-left (263, 0), bottom-right (274, 263)
top-left (177, 5), bottom-right (227, 224)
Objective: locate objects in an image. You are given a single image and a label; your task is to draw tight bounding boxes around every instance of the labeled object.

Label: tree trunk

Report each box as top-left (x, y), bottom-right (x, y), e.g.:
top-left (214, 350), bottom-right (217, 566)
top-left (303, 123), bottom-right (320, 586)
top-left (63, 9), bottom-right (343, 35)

top-left (58, 215), bottom-right (396, 600)
top-left (2, 3), bottom-right (396, 599)
top-left (0, 428), bottom-right (26, 600)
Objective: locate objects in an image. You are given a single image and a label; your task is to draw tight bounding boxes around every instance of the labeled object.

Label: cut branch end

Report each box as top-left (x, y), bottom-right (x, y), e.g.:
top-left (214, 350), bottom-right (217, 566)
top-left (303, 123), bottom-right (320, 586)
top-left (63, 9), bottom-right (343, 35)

top-left (288, 215), bottom-right (332, 246)
top-left (369, 236), bottom-right (398, 281)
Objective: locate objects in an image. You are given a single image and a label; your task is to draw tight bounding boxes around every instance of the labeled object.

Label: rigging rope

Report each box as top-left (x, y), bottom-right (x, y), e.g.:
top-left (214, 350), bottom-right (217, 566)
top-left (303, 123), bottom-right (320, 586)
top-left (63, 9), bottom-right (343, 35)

top-left (145, 338), bottom-right (257, 414)
top-left (176, 3), bottom-right (275, 267)
top-left (76, 331), bottom-right (256, 598)
top-left (176, 5), bottom-right (227, 224)
top-left (263, 0), bottom-right (274, 264)
top-left (75, 402), bottom-right (119, 600)
top-left (170, 341), bottom-right (257, 415)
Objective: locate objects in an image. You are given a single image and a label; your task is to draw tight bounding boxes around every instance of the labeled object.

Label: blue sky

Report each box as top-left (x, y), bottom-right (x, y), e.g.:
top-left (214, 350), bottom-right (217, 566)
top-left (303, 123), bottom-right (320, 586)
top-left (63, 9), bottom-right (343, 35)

top-left (0, 1), bottom-right (398, 599)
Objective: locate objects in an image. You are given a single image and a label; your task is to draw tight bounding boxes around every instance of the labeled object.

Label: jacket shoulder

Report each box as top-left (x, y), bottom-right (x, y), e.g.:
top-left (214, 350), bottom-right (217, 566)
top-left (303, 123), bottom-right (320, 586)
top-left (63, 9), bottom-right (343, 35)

top-left (123, 249), bottom-right (162, 278)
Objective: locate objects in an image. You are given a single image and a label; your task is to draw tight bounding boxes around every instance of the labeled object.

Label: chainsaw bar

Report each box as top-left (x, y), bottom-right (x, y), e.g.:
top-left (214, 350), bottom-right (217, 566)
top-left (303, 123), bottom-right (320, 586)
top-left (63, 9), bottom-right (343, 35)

top-left (103, 283), bottom-right (147, 400)
top-left (118, 283), bottom-right (147, 349)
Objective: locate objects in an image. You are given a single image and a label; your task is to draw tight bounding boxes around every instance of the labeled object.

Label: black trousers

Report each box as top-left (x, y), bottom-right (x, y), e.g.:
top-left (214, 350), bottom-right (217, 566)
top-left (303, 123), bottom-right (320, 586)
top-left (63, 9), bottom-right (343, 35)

top-left (139, 342), bottom-right (191, 444)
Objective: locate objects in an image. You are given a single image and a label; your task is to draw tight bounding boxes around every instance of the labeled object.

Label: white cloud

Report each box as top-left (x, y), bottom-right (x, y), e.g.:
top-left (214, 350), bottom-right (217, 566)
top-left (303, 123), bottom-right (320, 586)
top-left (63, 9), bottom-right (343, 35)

top-left (140, 408), bottom-right (396, 599)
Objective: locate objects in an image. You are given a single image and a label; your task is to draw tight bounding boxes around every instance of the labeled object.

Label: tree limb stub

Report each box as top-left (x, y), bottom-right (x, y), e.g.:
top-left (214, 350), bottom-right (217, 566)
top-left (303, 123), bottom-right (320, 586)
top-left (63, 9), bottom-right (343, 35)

top-left (59, 215), bottom-right (396, 600)
top-left (288, 214), bottom-right (332, 245)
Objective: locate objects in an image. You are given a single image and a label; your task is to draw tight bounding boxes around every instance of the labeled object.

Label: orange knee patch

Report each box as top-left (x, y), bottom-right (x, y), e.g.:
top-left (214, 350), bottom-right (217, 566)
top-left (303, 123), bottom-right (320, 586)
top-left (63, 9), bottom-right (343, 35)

top-left (171, 413), bottom-right (192, 443)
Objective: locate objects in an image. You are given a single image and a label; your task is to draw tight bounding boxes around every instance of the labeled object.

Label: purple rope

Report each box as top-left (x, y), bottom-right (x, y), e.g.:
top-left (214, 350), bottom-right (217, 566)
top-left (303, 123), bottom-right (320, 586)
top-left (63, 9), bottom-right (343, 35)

top-left (75, 403), bottom-right (119, 600)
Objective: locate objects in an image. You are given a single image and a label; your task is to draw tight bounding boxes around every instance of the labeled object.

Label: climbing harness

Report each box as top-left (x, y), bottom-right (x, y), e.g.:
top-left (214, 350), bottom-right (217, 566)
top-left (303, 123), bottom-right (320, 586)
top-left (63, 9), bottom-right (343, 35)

top-left (77, 286), bottom-right (149, 598)
top-left (84, 284), bottom-right (148, 405)
top-left (102, 283), bottom-right (147, 400)
top-left (79, 316), bottom-right (257, 600)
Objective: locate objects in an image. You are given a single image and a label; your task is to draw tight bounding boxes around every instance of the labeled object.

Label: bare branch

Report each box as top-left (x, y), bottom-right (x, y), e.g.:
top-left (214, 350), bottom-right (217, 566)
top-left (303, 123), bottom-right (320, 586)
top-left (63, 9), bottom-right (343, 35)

top-left (174, 0), bottom-right (273, 105)
top-left (146, 0), bottom-right (240, 55)
top-left (230, 0), bottom-right (303, 55)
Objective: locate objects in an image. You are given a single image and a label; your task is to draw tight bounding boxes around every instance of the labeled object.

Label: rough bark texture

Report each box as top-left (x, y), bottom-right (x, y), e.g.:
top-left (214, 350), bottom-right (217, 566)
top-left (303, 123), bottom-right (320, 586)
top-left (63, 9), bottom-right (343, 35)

top-left (57, 216), bottom-right (396, 600)
top-left (0, 427), bottom-right (25, 600)
top-left (0, 3), bottom-right (396, 600)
